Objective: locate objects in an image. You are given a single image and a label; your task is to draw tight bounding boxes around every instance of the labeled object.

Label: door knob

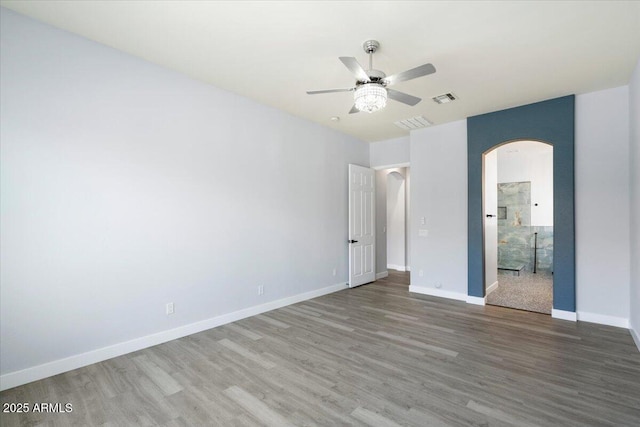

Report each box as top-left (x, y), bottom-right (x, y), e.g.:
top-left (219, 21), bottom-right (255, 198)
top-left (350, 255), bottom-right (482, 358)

top-left (348, 239), bottom-right (359, 243)
top-left (486, 214), bottom-right (496, 218)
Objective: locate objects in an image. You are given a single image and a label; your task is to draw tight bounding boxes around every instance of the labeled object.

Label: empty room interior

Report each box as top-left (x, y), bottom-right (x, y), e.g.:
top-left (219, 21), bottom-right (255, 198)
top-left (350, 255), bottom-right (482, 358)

top-left (1, 2), bottom-right (640, 426)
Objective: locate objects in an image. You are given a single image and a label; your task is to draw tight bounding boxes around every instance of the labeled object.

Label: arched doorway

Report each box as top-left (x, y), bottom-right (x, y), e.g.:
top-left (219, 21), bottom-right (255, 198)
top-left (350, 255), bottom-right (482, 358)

top-left (387, 171), bottom-right (407, 272)
top-left (467, 95), bottom-right (575, 319)
top-left (484, 140), bottom-right (554, 314)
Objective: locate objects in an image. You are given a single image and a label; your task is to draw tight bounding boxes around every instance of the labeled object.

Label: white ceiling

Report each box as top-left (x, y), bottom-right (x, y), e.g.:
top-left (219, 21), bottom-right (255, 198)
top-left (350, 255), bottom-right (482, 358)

top-left (2, 1), bottom-right (639, 142)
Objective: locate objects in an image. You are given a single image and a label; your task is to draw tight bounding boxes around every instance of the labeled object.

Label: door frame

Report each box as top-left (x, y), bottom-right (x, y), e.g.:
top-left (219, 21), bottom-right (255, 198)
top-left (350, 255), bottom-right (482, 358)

top-left (372, 162), bottom-right (410, 281)
top-left (467, 95), bottom-right (576, 317)
top-left (386, 170), bottom-right (407, 272)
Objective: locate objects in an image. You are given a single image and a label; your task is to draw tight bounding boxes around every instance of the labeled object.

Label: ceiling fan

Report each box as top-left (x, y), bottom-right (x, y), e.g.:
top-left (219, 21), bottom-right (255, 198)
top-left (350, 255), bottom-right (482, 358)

top-left (306, 40), bottom-right (436, 114)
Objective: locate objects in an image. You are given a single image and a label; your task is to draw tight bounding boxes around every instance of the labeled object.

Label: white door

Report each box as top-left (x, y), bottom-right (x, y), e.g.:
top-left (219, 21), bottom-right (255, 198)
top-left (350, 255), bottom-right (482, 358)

top-left (349, 164), bottom-right (376, 287)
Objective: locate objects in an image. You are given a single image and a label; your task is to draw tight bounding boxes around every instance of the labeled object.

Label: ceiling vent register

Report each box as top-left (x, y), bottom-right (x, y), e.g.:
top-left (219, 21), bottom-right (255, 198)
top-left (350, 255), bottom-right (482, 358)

top-left (394, 116), bottom-right (432, 131)
top-left (432, 93), bottom-right (457, 104)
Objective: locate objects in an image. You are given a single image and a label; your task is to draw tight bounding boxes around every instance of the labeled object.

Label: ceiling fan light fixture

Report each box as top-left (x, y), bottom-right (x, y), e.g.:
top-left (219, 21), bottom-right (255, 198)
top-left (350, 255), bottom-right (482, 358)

top-left (354, 83), bottom-right (387, 113)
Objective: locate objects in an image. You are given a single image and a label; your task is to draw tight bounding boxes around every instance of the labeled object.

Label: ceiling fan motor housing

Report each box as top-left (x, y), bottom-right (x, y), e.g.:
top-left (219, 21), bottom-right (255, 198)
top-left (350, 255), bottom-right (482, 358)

top-left (358, 69), bottom-right (386, 86)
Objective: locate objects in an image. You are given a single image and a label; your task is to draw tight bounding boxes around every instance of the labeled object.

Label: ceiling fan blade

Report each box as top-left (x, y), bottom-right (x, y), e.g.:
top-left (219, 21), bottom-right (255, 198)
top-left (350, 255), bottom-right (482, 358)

top-left (339, 57), bottom-right (371, 82)
top-left (387, 88), bottom-right (422, 106)
top-left (348, 105), bottom-right (360, 114)
top-left (383, 63), bottom-right (436, 86)
top-left (306, 88), bottom-right (354, 95)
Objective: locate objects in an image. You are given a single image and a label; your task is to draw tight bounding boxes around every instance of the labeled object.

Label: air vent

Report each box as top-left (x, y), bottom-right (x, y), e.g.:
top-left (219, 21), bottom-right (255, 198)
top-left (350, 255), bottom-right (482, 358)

top-left (432, 93), bottom-right (457, 104)
top-left (394, 116), bottom-right (432, 131)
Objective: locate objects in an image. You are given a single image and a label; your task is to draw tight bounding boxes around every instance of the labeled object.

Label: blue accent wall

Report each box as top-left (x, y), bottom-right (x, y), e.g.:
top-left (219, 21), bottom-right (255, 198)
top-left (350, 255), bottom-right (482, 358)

top-left (467, 95), bottom-right (575, 312)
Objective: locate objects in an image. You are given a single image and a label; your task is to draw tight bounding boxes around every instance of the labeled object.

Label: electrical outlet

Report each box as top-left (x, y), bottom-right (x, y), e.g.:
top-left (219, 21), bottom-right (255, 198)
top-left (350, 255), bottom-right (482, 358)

top-left (332, 268), bottom-right (337, 276)
top-left (435, 282), bottom-right (442, 289)
top-left (166, 302), bottom-right (175, 315)
top-left (419, 270), bottom-right (424, 277)
top-left (258, 285), bottom-right (264, 295)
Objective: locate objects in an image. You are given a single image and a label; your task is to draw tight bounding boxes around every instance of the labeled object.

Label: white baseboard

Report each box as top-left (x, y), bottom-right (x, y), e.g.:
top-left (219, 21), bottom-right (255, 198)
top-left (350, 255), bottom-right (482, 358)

top-left (630, 327), bottom-right (640, 353)
top-left (408, 285), bottom-right (467, 302)
top-left (552, 309), bottom-right (577, 322)
top-left (376, 271), bottom-right (389, 280)
top-left (576, 311), bottom-right (629, 329)
top-left (486, 281), bottom-right (499, 295)
top-left (0, 282), bottom-right (347, 392)
top-left (387, 264), bottom-right (408, 272)
top-left (466, 295), bottom-right (486, 306)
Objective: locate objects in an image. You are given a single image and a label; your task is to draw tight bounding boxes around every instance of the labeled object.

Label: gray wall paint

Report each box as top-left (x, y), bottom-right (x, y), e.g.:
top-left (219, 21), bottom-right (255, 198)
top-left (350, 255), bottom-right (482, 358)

top-left (375, 170), bottom-right (387, 275)
top-left (0, 9), bottom-right (368, 376)
top-left (405, 168), bottom-right (411, 269)
top-left (628, 59), bottom-right (639, 336)
top-left (370, 136), bottom-right (410, 168)
top-left (410, 121), bottom-right (468, 295)
top-left (387, 169), bottom-right (407, 270)
top-left (575, 87), bottom-right (630, 320)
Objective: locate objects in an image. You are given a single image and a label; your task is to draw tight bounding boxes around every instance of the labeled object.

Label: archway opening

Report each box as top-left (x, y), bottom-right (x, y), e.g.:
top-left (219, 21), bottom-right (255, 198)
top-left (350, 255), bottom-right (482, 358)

top-left (467, 95), bottom-right (575, 318)
top-left (386, 171), bottom-right (407, 272)
top-left (483, 140), bottom-right (554, 314)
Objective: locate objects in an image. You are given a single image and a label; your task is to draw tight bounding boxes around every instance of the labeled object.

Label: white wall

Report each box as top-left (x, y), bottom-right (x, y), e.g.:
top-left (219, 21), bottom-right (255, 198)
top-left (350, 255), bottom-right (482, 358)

top-left (484, 150), bottom-right (498, 289)
top-left (370, 136), bottom-right (410, 168)
top-left (387, 170), bottom-right (406, 270)
top-left (0, 9), bottom-right (368, 387)
top-left (497, 141), bottom-right (554, 226)
top-left (372, 135), bottom-right (412, 276)
top-left (409, 121), bottom-right (468, 298)
top-left (375, 169), bottom-right (387, 275)
top-left (405, 168), bottom-right (411, 269)
top-left (575, 87), bottom-right (631, 325)
top-left (629, 59), bottom-right (640, 343)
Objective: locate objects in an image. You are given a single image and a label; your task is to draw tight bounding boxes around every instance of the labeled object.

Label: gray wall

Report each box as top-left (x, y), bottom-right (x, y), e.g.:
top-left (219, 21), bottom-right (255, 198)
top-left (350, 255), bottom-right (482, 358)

top-left (370, 136), bottom-right (409, 168)
top-left (575, 87), bottom-right (630, 322)
top-left (410, 121), bottom-right (469, 295)
top-left (630, 59), bottom-right (640, 341)
top-left (0, 9), bottom-right (368, 380)
top-left (405, 168), bottom-right (411, 269)
top-left (375, 169), bottom-right (387, 275)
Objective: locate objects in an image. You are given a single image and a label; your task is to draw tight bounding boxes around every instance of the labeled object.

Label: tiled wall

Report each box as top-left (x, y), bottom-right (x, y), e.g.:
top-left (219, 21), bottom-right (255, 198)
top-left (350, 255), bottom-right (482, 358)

top-left (497, 182), bottom-right (554, 273)
top-left (498, 182), bottom-right (532, 270)
top-left (532, 225), bottom-right (554, 272)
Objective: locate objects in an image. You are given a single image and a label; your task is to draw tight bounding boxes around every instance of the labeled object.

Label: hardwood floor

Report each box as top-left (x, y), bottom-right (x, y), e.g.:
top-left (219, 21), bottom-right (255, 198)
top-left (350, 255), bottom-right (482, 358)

top-left (2, 271), bottom-right (639, 426)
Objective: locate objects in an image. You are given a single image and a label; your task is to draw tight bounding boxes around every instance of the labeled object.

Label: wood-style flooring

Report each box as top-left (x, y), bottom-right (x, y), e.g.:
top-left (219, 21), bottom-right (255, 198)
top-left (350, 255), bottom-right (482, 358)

top-left (2, 271), bottom-right (639, 426)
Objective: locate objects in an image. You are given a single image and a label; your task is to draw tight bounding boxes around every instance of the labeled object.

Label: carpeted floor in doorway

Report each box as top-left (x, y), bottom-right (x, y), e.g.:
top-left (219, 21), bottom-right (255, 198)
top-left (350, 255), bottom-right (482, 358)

top-left (487, 271), bottom-right (553, 314)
